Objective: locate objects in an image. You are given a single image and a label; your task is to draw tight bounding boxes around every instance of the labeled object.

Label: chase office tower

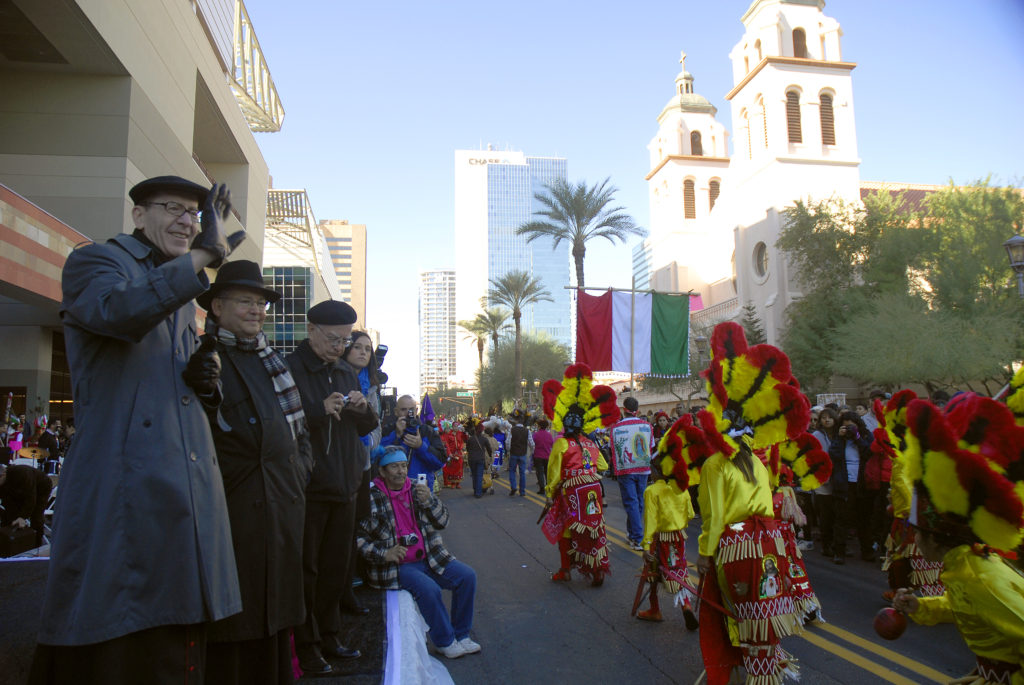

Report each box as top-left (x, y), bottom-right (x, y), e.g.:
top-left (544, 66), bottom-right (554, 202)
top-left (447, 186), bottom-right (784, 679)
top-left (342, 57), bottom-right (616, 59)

top-left (453, 148), bottom-right (570, 387)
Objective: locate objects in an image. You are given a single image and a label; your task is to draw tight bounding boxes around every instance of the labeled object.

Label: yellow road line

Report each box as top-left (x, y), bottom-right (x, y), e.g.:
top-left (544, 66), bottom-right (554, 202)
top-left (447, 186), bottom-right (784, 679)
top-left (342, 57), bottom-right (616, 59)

top-left (812, 623), bottom-right (948, 683)
top-left (800, 630), bottom-right (921, 685)
top-left (504, 481), bottom-right (946, 683)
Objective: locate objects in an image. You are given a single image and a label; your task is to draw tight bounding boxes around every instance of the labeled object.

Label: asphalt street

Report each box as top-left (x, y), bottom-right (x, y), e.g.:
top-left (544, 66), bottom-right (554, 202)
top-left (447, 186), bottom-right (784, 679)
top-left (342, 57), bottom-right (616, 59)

top-left (439, 472), bottom-right (973, 685)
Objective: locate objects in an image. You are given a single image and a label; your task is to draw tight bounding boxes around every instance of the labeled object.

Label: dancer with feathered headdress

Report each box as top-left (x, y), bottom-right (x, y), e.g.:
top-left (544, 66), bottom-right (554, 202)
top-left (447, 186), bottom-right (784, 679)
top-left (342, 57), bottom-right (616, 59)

top-left (870, 391), bottom-right (945, 600)
top-left (695, 322), bottom-right (811, 685)
top-left (540, 364), bottom-right (620, 586)
top-left (632, 414), bottom-right (709, 628)
top-left (890, 392), bottom-right (1024, 684)
top-left (767, 432), bottom-right (832, 622)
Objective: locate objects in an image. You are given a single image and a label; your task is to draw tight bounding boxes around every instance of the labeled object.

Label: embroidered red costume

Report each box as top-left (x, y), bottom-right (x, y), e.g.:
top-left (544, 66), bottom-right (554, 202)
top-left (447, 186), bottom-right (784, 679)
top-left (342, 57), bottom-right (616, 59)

top-left (539, 364), bottom-right (619, 586)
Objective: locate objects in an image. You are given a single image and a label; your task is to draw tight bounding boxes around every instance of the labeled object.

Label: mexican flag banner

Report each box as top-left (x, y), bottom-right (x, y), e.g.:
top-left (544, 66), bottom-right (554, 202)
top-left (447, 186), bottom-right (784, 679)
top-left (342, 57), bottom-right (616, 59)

top-left (576, 290), bottom-right (690, 376)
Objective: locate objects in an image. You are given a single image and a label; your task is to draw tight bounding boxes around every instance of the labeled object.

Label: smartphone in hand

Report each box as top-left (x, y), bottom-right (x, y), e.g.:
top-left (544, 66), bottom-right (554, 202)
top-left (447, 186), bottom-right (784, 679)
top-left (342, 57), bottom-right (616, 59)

top-left (417, 473), bottom-right (427, 486)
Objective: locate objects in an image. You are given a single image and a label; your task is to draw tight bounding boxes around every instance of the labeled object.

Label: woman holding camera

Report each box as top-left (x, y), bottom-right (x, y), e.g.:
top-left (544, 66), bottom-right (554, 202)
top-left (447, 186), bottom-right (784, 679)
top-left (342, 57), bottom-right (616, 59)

top-left (356, 446), bottom-right (480, 659)
top-left (826, 410), bottom-right (875, 564)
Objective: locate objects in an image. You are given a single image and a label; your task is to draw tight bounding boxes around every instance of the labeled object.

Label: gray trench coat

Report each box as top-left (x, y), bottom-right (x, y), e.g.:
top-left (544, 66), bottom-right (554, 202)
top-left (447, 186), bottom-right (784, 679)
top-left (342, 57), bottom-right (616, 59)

top-left (37, 234), bottom-right (242, 646)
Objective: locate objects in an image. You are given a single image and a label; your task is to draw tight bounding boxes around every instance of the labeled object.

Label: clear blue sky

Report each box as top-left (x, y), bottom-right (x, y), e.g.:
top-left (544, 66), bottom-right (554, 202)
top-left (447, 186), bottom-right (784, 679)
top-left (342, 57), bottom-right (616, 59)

top-left (246, 0), bottom-right (1024, 393)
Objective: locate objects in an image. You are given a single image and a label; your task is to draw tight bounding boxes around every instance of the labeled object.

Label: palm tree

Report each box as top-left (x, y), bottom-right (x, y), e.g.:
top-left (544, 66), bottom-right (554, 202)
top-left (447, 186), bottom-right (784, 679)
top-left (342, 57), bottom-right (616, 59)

top-left (516, 177), bottom-right (645, 288)
top-left (487, 271), bottom-right (553, 398)
top-left (478, 306), bottom-right (511, 357)
top-left (457, 318), bottom-right (488, 370)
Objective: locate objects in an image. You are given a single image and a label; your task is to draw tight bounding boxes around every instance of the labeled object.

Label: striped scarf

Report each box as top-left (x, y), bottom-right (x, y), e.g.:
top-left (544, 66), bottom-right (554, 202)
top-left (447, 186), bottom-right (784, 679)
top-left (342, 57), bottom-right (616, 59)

top-left (207, 323), bottom-right (307, 441)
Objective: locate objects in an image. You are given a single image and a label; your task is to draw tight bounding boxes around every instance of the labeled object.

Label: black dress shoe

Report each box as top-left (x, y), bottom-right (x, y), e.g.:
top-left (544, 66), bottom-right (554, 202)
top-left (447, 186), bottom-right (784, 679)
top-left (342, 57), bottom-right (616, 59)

top-left (322, 642), bottom-right (361, 660)
top-left (299, 655), bottom-right (337, 677)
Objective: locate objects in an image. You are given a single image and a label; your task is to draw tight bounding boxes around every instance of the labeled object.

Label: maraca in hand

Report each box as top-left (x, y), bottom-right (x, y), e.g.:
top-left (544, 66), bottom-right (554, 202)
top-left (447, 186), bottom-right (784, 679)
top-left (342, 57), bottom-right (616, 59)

top-left (873, 607), bottom-right (907, 640)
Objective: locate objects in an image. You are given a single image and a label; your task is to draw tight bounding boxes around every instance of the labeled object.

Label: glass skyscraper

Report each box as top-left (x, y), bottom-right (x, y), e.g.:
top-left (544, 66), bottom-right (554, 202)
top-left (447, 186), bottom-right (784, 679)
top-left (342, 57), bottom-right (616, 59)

top-left (453, 148), bottom-right (570, 385)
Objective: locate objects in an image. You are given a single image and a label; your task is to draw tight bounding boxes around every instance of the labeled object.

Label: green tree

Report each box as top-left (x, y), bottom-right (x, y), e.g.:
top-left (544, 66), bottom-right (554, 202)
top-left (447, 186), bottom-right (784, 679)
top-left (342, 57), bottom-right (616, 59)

top-left (920, 179), bottom-right (1024, 313)
top-left (832, 293), bottom-right (1019, 395)
top-left (516, 178), bottom-right (645, 287)
top-left (477, 334), bottom-right (570, 408)
top-left (740, 302), bottom-right (767, 345)
top-left (487, 271), bottom-right (553, 399)
top-left (777, 182), bottom-right (1024, 392)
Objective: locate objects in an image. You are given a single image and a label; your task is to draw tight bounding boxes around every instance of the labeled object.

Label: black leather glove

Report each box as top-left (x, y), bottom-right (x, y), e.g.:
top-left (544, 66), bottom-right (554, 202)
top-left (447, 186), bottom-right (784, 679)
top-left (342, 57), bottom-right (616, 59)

top-left (191, 183), bottom-right (246, 268)
top-left (183, 336), bottom-right (221, 396)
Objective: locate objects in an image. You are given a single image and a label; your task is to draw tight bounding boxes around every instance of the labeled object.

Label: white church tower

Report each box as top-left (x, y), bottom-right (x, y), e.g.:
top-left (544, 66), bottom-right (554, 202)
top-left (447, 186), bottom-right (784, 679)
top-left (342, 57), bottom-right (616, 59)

top-left (721, 0), bottom-right (862, 342)
top-left (638, 52), bottom-right (731, 295)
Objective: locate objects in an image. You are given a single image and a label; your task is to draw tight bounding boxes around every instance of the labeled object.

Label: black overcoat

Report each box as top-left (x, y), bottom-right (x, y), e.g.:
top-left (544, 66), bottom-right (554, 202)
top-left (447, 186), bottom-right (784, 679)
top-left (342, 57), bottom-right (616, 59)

top-left (206, 341), bottom-right (313, 641)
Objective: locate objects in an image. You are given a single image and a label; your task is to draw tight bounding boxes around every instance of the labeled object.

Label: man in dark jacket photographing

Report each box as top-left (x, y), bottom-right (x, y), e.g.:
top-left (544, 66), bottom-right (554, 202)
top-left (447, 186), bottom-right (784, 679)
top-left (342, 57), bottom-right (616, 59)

top-left (287, 300), bottom-right (379, 676)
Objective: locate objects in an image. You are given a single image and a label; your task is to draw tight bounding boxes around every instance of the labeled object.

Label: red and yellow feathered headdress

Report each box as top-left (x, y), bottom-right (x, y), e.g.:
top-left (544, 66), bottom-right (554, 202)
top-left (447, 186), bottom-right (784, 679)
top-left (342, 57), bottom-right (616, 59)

top-left (769, 433), bottom-right (832, 491)
top-left (902, 393), bottom-right (1024, 553)
top-left (870, 390), bottom-right (918, 460)
top-left (701, 322), bottom-right (810, 457)
top-left (655, 413), bottom-right (716, 490)
top-left (541, 363), bottom-right (620, 434)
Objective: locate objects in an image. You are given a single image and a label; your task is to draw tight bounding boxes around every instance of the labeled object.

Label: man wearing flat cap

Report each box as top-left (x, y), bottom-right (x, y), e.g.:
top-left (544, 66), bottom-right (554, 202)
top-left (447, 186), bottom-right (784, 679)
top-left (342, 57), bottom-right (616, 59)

top-left (31, 176), bottom-right (247, 683)
top-left (197, 261), bottom-right (313, 684)
top-left (286, 300), bottom-right (379, 676)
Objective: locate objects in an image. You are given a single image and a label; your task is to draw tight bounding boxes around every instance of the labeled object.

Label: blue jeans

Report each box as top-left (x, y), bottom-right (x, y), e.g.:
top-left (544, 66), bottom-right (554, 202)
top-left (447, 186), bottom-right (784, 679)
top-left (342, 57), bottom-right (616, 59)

top-left (617, 473), bottom-right (648, 543)
top-left (398, 559), bottom-right (476, 648)
top-left (469, 460), bottom-right (485, 496)
top-left (508, 453), bottom-right (528, 494)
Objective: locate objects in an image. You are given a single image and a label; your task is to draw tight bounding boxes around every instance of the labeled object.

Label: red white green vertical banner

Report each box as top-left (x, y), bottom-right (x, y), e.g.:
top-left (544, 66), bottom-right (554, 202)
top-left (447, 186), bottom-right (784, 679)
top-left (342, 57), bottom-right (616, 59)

top-left (575, 290), bottom-right (690, 376)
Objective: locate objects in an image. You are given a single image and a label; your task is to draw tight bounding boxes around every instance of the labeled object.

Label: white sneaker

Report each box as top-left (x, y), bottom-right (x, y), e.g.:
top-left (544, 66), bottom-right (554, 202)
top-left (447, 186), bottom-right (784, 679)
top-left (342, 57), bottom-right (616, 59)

top-left (438, 641), bottom-right (468, 659)
top-left (797, 540), bottom-right (815, 551)
top-left (458, 637), bottom-right (481, 654)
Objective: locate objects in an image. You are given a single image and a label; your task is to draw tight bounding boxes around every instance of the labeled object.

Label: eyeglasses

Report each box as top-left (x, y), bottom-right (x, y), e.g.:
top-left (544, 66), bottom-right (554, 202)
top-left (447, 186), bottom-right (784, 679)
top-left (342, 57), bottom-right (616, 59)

top-left (147, 201), bottom-right (201, 222)
top-left (218, 297), bottom-right (271, 312)
top-left (313, 325), bottom-right (352, 347)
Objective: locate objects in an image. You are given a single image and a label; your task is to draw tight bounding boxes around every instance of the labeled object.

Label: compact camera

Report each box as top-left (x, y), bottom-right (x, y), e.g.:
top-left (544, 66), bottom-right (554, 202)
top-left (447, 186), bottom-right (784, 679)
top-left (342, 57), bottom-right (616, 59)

top-left (398, 533), bottom-right (419, 547)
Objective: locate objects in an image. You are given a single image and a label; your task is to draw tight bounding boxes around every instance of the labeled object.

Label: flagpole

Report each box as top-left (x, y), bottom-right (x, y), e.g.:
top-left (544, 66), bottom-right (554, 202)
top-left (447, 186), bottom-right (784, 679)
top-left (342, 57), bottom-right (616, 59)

top-left (629, 274), bottom-right (635, 394)
top-left (563, 286), bottom-right (693, 296)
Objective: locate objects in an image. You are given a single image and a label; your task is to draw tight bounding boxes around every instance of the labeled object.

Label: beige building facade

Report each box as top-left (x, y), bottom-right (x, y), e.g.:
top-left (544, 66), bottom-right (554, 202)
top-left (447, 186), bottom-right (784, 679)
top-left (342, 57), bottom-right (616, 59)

top-left (319, 219), bottom-right (368, 324)
top-left (0, 0), bottom-right (281, 420)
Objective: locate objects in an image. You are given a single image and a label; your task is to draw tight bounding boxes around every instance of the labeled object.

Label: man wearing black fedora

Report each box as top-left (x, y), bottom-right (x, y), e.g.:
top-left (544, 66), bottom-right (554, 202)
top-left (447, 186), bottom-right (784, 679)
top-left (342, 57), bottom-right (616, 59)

top-left (287, 300), bottom-right (379, 676)
top-left (32, 176), bottom-right (246, 684)
top-left (198, 260), bottom-right (313, 685)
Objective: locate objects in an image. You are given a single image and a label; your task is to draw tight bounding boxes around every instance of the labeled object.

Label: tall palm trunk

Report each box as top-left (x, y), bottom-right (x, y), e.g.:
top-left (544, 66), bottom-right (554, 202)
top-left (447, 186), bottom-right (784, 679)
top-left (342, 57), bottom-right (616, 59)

top-left (477, 339), bottom-right (484, 369)
top-left (572, 243), bottom-right (586, 288)
top-left (514, 311), bottom-right (523, 399)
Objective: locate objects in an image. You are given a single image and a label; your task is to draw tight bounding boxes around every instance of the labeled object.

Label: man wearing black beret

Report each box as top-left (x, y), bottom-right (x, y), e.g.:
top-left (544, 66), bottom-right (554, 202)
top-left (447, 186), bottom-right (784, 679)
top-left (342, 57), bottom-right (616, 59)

top-left (31, 175), bottom-right (246, 683)
top-left (286, 300), bottom-right (379, 676)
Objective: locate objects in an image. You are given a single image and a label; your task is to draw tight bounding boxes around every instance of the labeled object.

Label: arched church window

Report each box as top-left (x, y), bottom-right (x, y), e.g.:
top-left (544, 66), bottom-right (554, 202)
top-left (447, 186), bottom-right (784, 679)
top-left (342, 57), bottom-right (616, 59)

top-left (690, 131), bottom-right (703, 156)
top-left (755, 39), bottom-right (762, 61)
top-left (753, 242), bottom-right (769, 278)
top-left (683, 180), bottom-right (696, 219)
top-left (709, 180), bottom-right (720, 211)
top-left (820, 93), bottom-right (836, 145)
top-left (793, 28), bottom-right (807, 58)
top-left (758, 97), bottom-right (768, 148)
top-left (786, 91), bottom-right (802, 143)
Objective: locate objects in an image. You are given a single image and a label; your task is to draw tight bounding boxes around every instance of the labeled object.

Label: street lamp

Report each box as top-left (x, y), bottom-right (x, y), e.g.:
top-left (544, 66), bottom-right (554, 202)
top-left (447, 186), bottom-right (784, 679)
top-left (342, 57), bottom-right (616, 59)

top-left (1004, 234), bottom-right (1024, 298)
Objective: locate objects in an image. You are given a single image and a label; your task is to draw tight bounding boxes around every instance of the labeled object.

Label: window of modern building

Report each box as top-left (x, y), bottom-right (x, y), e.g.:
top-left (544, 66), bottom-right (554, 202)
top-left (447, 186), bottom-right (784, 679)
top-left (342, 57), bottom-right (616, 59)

top-left (709, 179), bottom-right (721, 211)
top-left (753, 242), bottom-right (769, 278)
top-left (793, 28), bottom-right (808, 58)
top-left (690, 131), bottom-right (703, 156)
top-left (683, 179), bottom-right (696, 219)
top-left (786, 91), bottom-right (802, 143)
top-left (820, 92), bottom-right (836, 145)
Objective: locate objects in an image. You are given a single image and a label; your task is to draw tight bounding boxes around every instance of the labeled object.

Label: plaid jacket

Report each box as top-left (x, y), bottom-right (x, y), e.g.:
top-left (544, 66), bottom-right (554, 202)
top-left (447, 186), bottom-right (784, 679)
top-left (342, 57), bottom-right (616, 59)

top-left (356, 481), bottom-right (454, 590)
